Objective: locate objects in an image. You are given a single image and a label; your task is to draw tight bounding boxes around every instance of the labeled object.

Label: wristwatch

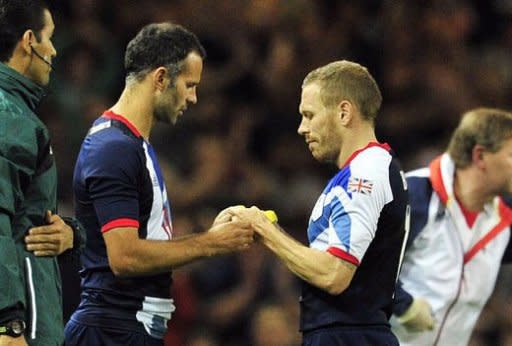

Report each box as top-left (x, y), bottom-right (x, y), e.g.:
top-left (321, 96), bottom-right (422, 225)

top-left (0, 319), bottom-right (26, 337)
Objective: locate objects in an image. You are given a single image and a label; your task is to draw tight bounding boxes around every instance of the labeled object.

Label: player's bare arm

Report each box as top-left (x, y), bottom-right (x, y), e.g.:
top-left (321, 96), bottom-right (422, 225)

top-left (102, 219), bottom-right (254, 277)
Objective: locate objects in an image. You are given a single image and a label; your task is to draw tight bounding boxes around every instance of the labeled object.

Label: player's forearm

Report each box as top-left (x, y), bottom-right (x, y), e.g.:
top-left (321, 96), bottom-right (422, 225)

top-left (109, 232), bottom-right (220, 276)
top-left (259, 224), bottom-right (353, 295)
top-left (106, 221), bottom-right (252, 277)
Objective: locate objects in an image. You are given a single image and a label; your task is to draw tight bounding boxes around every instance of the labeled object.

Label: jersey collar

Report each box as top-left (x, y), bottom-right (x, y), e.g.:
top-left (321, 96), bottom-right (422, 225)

top-left (341, 142), bottom-right (391, 168)
top-left (102, 110), bottom-right (142, 138)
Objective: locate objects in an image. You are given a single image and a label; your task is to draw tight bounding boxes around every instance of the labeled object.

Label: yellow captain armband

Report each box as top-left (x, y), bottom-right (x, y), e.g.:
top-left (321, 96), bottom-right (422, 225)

top-left (264, 210), bottom-right (278, 223)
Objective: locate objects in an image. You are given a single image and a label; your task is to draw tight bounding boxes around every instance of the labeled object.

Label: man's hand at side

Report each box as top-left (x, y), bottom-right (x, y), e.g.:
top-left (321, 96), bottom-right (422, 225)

top-left (25, 211), bottom-right (73, 256)
top-left (397, 297), bottom-right (435, 332)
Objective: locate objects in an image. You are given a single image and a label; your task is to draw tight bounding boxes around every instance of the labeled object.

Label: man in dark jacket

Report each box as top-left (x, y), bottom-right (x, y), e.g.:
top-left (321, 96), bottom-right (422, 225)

top-left (0, 1), bottom-right (85, 345)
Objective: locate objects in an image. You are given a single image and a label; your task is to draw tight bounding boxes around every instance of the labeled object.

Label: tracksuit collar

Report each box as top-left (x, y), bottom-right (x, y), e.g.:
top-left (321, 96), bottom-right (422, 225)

top-left (0, 62), bottom-right (46, 111)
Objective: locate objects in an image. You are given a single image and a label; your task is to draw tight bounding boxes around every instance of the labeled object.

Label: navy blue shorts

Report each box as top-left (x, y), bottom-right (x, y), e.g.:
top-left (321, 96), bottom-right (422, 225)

top-left (302, 325), bottom-right (399, 346)
top-left (64, 319), bottom-right (163, 346)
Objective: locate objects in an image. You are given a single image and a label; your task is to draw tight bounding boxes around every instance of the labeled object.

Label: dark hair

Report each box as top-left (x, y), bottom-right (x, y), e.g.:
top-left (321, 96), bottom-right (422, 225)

top-left (124, 22), bottom-right (206, 82)
top-left (0, 0), bottom-right (48, 62)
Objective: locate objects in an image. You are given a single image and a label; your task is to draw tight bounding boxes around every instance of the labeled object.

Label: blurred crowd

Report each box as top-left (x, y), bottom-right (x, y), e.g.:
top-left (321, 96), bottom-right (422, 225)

top-left (44, 0), bottom-right (512, 345)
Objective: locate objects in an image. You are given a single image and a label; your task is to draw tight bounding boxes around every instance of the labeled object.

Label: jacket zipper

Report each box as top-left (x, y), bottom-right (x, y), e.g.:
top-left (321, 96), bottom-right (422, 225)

top-left (433, 263), bottom-right (464, 346)
top-left (25, 257), bottom-right (37, 339)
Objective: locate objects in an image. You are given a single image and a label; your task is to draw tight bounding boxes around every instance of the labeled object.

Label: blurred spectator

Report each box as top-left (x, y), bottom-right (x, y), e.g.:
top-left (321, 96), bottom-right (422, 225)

top-left (250, 302), bottom-right (301, 346)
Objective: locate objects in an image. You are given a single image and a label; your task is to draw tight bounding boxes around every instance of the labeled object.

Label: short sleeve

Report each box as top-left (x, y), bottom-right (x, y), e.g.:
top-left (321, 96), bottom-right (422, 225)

top-left (326, 150), bottom-right (394, 265)
top-left (81, 136), bottom-right (143, 232)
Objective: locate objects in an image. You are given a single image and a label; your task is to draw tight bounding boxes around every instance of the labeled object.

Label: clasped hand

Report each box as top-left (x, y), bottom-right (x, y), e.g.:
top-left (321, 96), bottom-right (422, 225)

top-left (213, 205), bottom-right (274, 239)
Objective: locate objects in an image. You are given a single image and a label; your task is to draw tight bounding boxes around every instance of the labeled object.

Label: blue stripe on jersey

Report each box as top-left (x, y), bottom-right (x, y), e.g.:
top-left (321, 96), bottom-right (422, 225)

top-left (326, 167), bottom-right (352, 199)
top-left (308, 200), bottom-right (329, 243)
top-left (331, 194), bottom-right (352, 250)
top-left (308, 166), bottom-right (352, 249)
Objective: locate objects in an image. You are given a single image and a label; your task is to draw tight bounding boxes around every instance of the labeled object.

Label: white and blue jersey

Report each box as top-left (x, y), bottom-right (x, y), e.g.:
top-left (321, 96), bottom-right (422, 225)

top-left (69, 111), bottom-right (175, 339)
top-left (300, 143), bottom-right (408, 333)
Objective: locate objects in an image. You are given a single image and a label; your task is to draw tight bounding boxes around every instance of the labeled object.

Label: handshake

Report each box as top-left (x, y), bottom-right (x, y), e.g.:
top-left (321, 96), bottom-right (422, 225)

top-left (204, 206), bottom-right (279, 255)
top-left (213, 205), bottom-right (278, 226)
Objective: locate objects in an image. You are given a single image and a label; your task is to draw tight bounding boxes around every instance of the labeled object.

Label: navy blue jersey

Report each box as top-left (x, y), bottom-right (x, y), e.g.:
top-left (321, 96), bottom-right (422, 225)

top-left (300, 143), bottom-right (409, 332)
top-left (71, 111), bottom-right (174, 339)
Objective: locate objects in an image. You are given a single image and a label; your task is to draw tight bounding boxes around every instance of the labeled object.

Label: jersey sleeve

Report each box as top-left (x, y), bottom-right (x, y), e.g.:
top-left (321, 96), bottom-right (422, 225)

top-left (81, 136), bottom-right (142, 233)
top-left (326, 154), bottom-right (394, 265)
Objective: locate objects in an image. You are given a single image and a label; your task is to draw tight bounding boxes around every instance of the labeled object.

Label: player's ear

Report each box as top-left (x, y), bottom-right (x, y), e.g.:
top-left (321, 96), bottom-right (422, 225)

top-left (21, 30), bottom-right (36, 55)
top-left (153, 67), bottom-right (168, 92)
top-left (472, 144), bottom-right (486, 169)
top-left (338, 100), bottom-right (353, 126)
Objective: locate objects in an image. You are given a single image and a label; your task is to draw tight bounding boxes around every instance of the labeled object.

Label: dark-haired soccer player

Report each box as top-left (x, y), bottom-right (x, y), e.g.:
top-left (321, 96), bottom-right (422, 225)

top-left (64, 23), bottom-right (254, 346)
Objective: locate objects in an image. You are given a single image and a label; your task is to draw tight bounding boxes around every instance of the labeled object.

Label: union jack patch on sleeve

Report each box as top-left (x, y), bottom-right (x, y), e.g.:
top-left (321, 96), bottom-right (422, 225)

top-left (347, 176), bottom-right (374, 195)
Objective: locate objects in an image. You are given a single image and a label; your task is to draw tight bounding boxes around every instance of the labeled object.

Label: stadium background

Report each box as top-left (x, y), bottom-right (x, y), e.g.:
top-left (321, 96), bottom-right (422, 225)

top-left (43, 1), bottom-right (512, 345)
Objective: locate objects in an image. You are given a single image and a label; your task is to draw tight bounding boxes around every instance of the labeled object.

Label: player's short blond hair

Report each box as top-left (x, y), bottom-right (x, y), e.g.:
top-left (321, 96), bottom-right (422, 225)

top-left (448, 108), bottom-right (512, 169)
top-left (302, 60), bottom-right (382, 123)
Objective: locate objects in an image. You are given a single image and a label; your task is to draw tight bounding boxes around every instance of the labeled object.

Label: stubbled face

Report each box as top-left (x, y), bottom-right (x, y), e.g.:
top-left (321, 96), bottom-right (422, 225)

top-left (298, 83), bottom-right (342, 163)
top-left (26, 9), bottom-right (56, 86)
top-left (484, 137), bottom-right (512, 196)
top-left (154, 51), bottom-right (203, 125)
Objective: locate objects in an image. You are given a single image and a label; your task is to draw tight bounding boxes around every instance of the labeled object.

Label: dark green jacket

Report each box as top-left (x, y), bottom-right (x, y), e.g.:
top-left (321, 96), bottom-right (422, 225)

top-left (0, 63), bottom-right (63, 345)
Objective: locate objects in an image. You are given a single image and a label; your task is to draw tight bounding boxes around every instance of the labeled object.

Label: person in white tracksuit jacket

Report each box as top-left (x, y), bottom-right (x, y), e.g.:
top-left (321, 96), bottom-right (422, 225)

top-left (391, 108), bottom-right (512, 346)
